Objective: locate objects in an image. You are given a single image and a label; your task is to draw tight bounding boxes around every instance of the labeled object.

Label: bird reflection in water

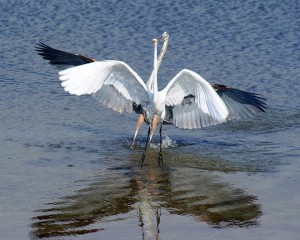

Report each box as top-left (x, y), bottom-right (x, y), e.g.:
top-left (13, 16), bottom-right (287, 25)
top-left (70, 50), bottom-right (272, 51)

top-left (31, 152), bottom-right (262, 239)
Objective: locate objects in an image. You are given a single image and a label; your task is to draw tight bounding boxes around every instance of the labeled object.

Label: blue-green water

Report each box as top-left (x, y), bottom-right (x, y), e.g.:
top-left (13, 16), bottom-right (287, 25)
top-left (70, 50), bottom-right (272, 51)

top-left (0, 0), bottom-right (299, 239)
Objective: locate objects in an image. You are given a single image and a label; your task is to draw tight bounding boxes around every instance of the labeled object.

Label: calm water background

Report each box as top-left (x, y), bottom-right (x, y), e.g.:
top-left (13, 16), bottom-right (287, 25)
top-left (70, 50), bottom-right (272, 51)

top-left (1, 0), bottom-right (299, 239)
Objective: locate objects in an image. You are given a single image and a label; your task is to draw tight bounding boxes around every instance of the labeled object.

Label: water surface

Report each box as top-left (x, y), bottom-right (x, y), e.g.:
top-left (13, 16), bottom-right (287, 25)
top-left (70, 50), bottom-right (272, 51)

top-left (0, 0), bottom-right (299, 239)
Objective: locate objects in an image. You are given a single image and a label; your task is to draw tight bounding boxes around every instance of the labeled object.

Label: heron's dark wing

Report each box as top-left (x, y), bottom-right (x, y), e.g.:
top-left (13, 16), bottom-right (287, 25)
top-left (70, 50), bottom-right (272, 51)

top-left (35, 42), bottom-right (96, 67)
top-left (212, 84), bottom-right (267, 120)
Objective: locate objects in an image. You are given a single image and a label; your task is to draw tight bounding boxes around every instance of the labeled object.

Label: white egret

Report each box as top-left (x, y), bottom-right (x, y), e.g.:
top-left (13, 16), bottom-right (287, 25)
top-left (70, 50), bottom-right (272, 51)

top-left (35, 32), bottom-right (170, 149)
top-left (130, 32), bottom-right (169, 148)
top-left (36, 35), bottom-right (266, 166)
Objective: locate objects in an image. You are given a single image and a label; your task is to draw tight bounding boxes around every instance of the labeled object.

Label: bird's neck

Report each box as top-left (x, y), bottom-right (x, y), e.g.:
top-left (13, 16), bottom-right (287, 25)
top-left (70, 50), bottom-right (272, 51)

top-left (147, 37), bottom-right (169, 91)
top-left (153, 41), bottom-right (158, 94)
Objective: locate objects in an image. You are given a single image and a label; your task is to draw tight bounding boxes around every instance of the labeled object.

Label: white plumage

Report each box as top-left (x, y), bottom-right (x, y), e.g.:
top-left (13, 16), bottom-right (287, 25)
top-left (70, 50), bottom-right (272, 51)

top-left (163, 69), bottom-right (229, 129)
top-left (36, 35), bottom-right (266, 165)
top-left (59, 61), bottom-right (149, 114)
top-left (58, 45), bottom-right (229, 131)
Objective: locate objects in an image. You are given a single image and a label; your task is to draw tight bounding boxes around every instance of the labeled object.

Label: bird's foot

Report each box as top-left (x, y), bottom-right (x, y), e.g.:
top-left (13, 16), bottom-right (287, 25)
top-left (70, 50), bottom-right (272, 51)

top-left (129, 142), bottom-right (135, 149)
top-left (157, 152), bottom-right (163, 166)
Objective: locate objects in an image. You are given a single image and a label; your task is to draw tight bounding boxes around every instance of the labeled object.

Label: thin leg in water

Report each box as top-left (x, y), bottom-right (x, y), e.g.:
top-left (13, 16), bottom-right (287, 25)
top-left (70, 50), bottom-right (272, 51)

top-left (141, 114), bottom-right (158, 167)
top-left (140, 126), bottom-right (151, 167)
top-left (157, 123), bottom-right (163, 166)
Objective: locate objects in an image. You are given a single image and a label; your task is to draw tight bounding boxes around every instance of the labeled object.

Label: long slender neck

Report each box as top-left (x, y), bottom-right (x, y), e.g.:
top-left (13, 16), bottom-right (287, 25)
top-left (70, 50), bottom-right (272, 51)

top-left (157, 33), bottom-right (169, 70)
top-left (147, 34), bottom-right (169, 91)
top-left (152, 39), bottom-right (158, 93)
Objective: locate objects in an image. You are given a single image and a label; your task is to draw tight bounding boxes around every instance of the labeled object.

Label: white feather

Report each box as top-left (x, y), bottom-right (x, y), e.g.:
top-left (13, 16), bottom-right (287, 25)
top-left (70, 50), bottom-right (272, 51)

top-left (58, 61), bottom-right (149, 113)
top-left (162, 69), bottom-right (229, 128)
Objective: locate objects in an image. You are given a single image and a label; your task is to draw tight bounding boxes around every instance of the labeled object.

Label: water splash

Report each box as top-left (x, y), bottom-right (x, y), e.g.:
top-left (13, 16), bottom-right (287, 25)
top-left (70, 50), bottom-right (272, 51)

top-left (148, 136), bottom-right (178, 149)
top-left (126, 136), bottom-right (178, 149)
top-left (162, 136), bottom-right (177, 148)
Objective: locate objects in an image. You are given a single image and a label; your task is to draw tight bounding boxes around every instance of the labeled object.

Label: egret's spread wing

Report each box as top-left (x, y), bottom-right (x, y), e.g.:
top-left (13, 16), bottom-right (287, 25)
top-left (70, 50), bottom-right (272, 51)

top-left (59, 61), bottom-right (149, 114)
top-left (163, 69), bottom-right (229, 129)
top-left (35, 42), bottom-right (95, 67)
top-left (212, 84), bottom-right (267, 120)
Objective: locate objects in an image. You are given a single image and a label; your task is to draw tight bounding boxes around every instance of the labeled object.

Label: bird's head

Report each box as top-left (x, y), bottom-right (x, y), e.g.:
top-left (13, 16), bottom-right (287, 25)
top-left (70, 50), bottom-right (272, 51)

top-left (160, 32), bottom-right (169, 42)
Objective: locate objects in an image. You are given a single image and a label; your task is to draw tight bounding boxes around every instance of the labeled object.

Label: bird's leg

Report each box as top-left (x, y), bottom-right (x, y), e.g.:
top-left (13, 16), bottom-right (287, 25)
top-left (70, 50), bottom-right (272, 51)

top-left (130, 114), bottom-right (144, 149)
top-left (140, 126), bottom-right (151, 168)
top-left (157, 123), bottom-right (163, 166)
top-left (140, 114), bottom-right (158, 167)
top-left (149, 114), bottom-right (158, 144)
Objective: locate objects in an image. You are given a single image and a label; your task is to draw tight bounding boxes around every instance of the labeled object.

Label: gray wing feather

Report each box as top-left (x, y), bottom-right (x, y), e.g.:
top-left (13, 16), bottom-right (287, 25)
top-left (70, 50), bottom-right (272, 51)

top-left (215, 87), bottom-right (267, 120)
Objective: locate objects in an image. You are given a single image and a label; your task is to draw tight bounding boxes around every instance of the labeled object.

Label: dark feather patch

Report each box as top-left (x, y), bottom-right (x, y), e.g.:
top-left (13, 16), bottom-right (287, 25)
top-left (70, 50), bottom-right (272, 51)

top-left (217, 88), bottom-right (267, 112)
top-left (35, 42), bottom-right (96, 66)
top-left (181, 94), bottom-right (195, 106)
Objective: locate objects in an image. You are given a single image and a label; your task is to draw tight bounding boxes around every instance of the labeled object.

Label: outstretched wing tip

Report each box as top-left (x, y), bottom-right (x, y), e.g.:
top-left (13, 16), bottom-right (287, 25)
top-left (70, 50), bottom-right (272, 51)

top-left (214, 86), bottom-right (267, 119)
top-left (35, 42), bottom-right (96, 66)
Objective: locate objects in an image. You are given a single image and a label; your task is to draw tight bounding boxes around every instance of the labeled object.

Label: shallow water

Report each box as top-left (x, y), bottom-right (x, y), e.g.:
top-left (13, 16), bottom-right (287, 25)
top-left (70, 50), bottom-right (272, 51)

top-left (0, 0), bottom-right (300, 239)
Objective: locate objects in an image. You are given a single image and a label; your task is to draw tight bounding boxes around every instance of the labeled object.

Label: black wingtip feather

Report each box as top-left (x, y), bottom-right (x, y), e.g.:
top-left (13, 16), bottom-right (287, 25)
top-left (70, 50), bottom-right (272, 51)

top-left (35, 42), bottom-right (95, 66)
top-left (218, 88), bottom-right (267, 112)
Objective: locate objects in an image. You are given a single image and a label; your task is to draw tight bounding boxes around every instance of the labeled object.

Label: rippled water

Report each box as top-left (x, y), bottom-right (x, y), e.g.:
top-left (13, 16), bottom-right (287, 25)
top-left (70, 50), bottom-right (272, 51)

top-left (1, 0), bottom-right (299, 239)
